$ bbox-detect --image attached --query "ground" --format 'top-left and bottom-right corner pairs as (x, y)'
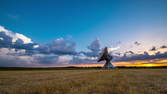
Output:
(0, 69), (167, 94)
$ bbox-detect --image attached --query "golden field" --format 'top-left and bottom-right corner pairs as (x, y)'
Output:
(0, 69), (167, 94)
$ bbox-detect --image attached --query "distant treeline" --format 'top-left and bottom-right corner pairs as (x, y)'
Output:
(0, 66), (167, 71)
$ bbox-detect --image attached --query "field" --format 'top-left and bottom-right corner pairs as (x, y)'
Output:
(0, 69), (167, 94)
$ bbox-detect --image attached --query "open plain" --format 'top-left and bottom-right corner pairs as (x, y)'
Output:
(0, 69), (167, 94)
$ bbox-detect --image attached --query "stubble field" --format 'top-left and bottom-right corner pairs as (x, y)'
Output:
(0, 69), (167, 94)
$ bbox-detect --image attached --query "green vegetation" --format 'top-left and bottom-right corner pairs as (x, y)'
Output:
(0, 69), (167, 94)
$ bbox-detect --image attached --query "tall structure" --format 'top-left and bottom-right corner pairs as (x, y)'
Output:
(98, 47), (115, 69)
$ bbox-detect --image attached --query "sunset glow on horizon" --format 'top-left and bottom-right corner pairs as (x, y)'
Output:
(69, 58), (167, 67)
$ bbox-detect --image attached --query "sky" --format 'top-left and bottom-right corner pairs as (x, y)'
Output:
(0, 0), (167, 67)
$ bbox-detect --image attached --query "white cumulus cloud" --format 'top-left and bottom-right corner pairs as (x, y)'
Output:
(0, 26), (33, 44)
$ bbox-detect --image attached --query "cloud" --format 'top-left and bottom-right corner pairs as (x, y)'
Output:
(134, 41), (141, 46)
(108, 46), (120, 53)
(32, 54), (59, 65)
(0, 48), (74, 67)
(70, 53), (97, 65)
(0, 48), (26, 56)
(111, 44), (167, 62)
(81, 39), (100, 57)
(114, 51), (167, 62)
(15, 33), (32, 44)
(123, 51), (135, 57)
(149, 46), (157, 51)
(0, 26), (77, 56)
(58, 55), (73, 64)
(0, 26), (78, 67)
(160, 45), (167, 49)
(88, 39), (100, 52)
(0, 48), (33, 67)
(68, 42), (101, 65)
(0, 26), (32, 44)
(38, 38), (76, 55)
(32, 54), (73, 66)
(0, 25), (167, 67)
(0, 26), (36, 51)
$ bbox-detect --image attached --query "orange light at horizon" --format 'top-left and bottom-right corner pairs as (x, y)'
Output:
(69, 58), (167, 67)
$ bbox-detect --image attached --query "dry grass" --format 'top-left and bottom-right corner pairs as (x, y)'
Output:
(0, 69), (167, 94)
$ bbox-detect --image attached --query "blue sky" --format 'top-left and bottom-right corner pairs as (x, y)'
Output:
(1, 0), (166, 51)
(0, 0), (167, 67)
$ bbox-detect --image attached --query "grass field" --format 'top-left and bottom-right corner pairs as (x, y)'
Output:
(0, 69), (167, 94)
